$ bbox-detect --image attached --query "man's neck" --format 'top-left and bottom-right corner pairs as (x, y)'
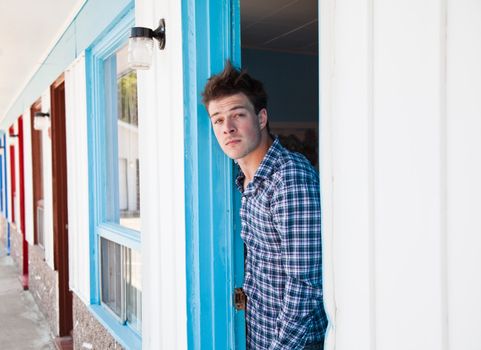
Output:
(238, 134), (273, 187)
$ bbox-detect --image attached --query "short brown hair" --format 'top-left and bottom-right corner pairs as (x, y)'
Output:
(202, 61), (268, 113)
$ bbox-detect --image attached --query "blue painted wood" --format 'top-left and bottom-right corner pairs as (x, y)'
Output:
(182, 0), (244, 348)
(85, 4), (142, 347)
(98, 223), (141, 251)
(86, 3), (135, 305)
(1, 0), (131, 129)
(230, 3), (247, 347)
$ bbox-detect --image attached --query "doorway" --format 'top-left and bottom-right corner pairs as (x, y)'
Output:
(50, 76), (73, 344)
(240, 0), (319, 167)
(233, 0), (320, 347)
(182, 0), (320, 348)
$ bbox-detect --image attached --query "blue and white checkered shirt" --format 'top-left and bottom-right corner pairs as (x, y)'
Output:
(236, 138), (328, 350)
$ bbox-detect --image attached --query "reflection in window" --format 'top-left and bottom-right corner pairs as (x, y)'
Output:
(113, 44), (141, 231)
(101, 238), (122, 317)
(126, 248), (142, 331)
(98, 42), (142, 334)
(101, 237), (142, 332)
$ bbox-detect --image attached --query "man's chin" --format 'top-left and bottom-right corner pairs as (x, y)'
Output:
(225, 151), (245, 161)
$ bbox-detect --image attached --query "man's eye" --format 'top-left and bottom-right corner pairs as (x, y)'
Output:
(214, 119), (223, 125)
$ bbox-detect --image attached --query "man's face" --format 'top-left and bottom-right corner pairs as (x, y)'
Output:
(207, 93), (266, 161)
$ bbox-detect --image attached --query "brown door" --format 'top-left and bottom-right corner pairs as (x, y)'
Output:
(50, 76), (73, 337)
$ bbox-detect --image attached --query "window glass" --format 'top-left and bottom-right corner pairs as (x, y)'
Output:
(104, 44), (141, 231)
(101, 238), (122, 317)
(100, 237), (142, 331)
(90, 9), (142, 340)
(126, 248), (142, 331)
(117, 45), (140, 231)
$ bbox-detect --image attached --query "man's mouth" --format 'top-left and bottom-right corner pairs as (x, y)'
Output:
(225, 139), (241, 146)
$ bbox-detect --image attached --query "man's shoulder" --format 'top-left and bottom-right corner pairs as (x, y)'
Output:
(271, 146), (319, 187)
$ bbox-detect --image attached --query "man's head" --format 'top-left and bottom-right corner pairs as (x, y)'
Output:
(202, 62), (272, 162)
(202, 61), (267, 114)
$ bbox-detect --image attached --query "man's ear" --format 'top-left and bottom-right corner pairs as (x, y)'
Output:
(258, 108), (268, 130)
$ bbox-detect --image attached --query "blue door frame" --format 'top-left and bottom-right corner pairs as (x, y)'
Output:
(182, 0), (245, 349)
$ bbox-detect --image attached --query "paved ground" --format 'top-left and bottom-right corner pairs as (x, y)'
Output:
(0, 247), (55, 350)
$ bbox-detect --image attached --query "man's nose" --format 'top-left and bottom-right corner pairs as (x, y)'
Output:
(223, 119), (236, 134)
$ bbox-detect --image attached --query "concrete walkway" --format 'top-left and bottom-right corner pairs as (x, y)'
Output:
(0, 249), (55, 350)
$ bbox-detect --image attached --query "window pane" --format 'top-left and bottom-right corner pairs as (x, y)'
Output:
(104, 44), (141, 231)
(117, 45), (141, 231)
(101, 238), (122, 317)
(125, 248), (142, 331)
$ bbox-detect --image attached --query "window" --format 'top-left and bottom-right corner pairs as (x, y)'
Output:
(87, 6), (142, 345)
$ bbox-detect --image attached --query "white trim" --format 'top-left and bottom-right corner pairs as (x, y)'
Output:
(65, 53), (91, 304)
(319, 0), (336, 348)
(22, 108), (35, 245)
(136, 0), (187, 348)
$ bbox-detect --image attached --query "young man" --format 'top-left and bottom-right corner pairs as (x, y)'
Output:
(202, 62), (327, 350)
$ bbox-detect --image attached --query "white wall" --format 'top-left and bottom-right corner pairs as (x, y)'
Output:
(446, 1), (481, 349)
(40, 90), (55, 268)
(320, 0), (481, 349)
(13, 121), (21, 229)
(5, 132), (12, 224)
(135, 0), (187, 348)
(65, 54), (91, 303)
(22, 108), (35, 245)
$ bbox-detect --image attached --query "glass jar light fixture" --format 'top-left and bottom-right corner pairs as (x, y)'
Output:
(128, 19), (166, 70)
(33, 112), (50, 131)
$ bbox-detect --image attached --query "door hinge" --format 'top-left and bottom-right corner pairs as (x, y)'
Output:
(234, 288), (246, 311)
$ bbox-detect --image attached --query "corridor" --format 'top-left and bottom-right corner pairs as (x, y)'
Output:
(0, 243), (54, 350)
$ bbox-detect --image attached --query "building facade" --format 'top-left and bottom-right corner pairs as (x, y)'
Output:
(1, 0), (481, 349)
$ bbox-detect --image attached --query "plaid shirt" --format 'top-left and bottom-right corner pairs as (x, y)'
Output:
(236, 139), (328, 350)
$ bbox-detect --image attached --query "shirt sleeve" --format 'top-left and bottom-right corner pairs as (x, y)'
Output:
(269, 178), (324, 350)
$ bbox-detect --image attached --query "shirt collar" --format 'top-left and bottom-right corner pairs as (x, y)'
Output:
(235, 138), (283, 193)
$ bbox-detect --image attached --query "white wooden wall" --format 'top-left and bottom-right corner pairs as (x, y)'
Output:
(22, 108), (34, 245)
(64, 54), (91, 304)
(40, 90), (55, 268)
(13, 122), (21, 229)
(5, 131), (12, 224)
(320, 0), (481, 349)
(135, 0), (187, 348)
(445, 1), (481, 348)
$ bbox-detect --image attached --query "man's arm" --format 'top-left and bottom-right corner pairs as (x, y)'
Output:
(270, 178), (325, 350)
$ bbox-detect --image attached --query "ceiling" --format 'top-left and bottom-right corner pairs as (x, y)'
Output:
(0, 0), (317, 120)
(0, 0), (83, 119)
(241, 0), (318, 54)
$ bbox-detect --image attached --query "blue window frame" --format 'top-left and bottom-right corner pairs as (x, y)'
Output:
(86, 4), (142, 349)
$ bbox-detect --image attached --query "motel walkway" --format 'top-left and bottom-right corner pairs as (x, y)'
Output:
(0, 245), (55, 350)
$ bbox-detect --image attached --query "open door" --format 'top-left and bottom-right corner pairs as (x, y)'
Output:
(50, 76), (73, 346)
